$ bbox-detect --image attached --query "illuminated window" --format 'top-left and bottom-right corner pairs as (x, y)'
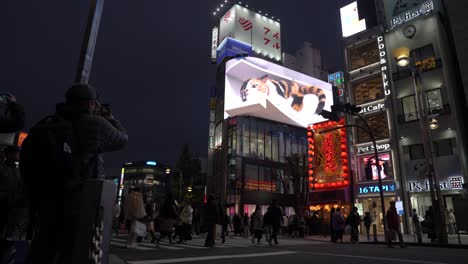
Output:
(358, 153), (393, 182)
(410, 44), (436, 71)
(347, 40), (379, 71)
(401, 95), (418, 122)
(400, 89), (443, 122)
(352, 75), (384, 105)
(355, 113), (389, 143)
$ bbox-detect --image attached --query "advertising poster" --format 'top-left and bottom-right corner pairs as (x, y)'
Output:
(309, 119), (350, 190)
(224, 57), (333, 128)
(358, 153), (393, 182)
(219, 4), (281, 60)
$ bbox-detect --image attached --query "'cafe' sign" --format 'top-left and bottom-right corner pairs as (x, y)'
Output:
(359, 102), (385, 115)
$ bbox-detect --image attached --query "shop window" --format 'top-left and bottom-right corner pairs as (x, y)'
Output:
(250, 120), (258, 158)
(272, 131), (279, 162)
(426, 89), (443, 114)
(358, 153), (393, 182)
(352, 75), (384, 105)
(401, 95), (418, 122)
(245, 164), (258, 191)
(258, 121), (265, 160)
(409, 144), (425, 160)
(410, 44), (436, 71)
(242, 120), (250, 157)
(355, 113), (389, 144)
(347, 40), (379, 71)
(434, 139), (453, 157)
(400, 89), (444, 122)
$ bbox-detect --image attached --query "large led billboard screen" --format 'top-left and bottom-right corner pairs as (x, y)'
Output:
(224, 57), (333, 128)
(219, 4), (281, 60)
(340, 1), (366, 37)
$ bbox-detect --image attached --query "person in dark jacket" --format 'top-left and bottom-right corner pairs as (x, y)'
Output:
(23, 83), (127, 263)
(386, 201), (406, 248)
(203, 194), (218, 247)
(330, 207), (336, 242)
(157, 192), (179, 245)
(363, 212), (372, 241)
(268, 199), (283, 245)
(347, 206), (360, 243)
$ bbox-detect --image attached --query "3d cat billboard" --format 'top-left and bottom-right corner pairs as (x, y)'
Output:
(224, 57), (334, 128)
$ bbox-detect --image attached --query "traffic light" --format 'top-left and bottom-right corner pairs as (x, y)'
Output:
(319, 110), (340, 122)
(331, 103), (362, 116)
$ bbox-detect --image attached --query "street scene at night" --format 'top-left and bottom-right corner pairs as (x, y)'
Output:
(2, 0), (468, 263)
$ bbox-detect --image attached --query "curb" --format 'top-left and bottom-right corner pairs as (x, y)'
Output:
(304, 238), (468, 249)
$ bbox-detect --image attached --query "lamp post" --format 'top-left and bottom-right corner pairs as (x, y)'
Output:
(392, 47), (448, 243)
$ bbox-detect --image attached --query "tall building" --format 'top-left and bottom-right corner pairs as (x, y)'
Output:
(283, 42), (329, 81)
(208, 3), (335, 216)
(339, 0), (468, 234)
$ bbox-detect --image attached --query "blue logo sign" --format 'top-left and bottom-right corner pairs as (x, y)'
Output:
(358, 183), (395, 194)
(216, 37), (253, 64)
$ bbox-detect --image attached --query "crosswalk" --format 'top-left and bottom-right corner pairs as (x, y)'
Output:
(110, 234), (322, 251)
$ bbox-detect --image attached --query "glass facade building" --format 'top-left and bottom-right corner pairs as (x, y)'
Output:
(223, 116), (307, 215)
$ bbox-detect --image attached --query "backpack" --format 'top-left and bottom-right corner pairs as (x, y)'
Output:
(20, 115), (79, 199)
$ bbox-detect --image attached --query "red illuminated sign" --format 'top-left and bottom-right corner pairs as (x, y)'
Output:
(307, 118), (349, 190)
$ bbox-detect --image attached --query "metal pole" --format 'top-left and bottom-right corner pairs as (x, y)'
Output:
(410, 64), (448, 243)
(75, 0), (105, 84)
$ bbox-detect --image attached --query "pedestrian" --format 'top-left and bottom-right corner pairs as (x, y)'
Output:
(448, 209), (456, 234)
(363, 211), (372, 241)
(445, 209), (456, 235)
(233, 213), (241, 235)
(178, 200), (193, 243)
(113, 201), (121, 236)
(124, 187), (147, 248)
(144, 200), (158, 243)
(220, 210), (229, 243)
(263, 207), (274, 246)
(268, 199), (283, 245)
(298, 216), (306, 238)
(332, 207), (345, 243)
(281, 214), (288, 235)
(330, 207), (336, 242)
(423, 206), (436, 242)
(202, 194), (218, 247)
(157, 192), (179, 245)
(411, 209), (422, 243)
(251, 205), (263, 245)
(347, 206), (360, 243)
(242, 213), (250, 237)
(20, 84), (127, 263)
(386, 201), (406, 248)
(192, 208), (201, 237)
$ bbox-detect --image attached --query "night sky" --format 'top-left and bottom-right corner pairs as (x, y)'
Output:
(5, 0), (344, 169)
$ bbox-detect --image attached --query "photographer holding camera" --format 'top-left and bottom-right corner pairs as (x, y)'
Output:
(21, 83), (127, 263)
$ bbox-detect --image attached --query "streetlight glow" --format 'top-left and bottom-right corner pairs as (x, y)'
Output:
(392, 46), (410, 67)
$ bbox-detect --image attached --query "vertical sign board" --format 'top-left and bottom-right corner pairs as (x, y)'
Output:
(377, 36), (391, 97)
(211, 26), (219, 62)
(219, 5), (281, 60)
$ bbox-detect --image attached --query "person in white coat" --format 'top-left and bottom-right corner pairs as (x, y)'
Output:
(178, 200), (193, 243)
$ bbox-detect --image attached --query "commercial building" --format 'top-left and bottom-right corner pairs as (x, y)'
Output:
(339, 0), (468, 233)
(208, 3), (335, 216)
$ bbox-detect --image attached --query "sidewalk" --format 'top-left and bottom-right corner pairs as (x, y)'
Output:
(304, 233), (468, 248)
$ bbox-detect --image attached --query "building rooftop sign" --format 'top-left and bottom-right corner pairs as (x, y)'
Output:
(390, 0), (435, 29)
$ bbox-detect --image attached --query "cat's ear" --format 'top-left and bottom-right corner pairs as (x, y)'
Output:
(260, 75), (269, 82)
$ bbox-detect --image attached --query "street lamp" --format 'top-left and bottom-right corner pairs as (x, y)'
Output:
(392, 46), (448, 243)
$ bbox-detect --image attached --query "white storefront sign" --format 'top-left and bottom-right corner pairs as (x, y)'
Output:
(356, 142), (391, 154)
(408, 176), (464, 192)
(358, 102), (385, 115)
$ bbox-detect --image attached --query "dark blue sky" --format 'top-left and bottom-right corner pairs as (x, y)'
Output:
(4, 0), (344, 168)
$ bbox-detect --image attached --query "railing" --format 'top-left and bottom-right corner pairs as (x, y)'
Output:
(393, 58), (443, 81)
(398, 104), (450, 124)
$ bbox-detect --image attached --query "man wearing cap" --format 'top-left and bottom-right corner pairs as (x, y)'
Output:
(23, 83), (127, 263)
